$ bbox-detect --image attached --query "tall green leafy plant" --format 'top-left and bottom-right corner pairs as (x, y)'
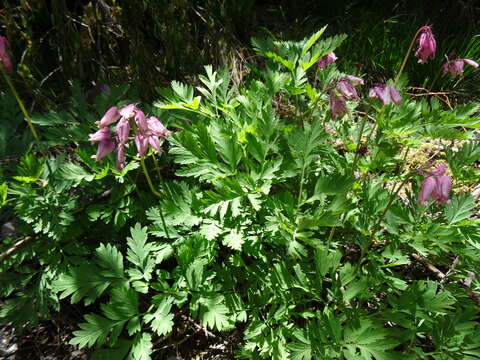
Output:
(2, 27), (480, 359)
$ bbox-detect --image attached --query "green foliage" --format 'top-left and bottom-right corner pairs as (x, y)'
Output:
(2, 27), (480, 360)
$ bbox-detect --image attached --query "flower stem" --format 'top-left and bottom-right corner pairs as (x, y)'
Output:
(356, 173), (413, 272)
(140, 157), (170, 239)
(350, 116), (368, 174)
(0, 65), (40, 141)
(395, 27), (424, 84)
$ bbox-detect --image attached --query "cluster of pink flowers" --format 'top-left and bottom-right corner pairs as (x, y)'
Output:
(0, 36), (13, 73)
(417, 163), (452, 205)
(317, 50), (402, 118)
(415, 26), (437, 64)
(442, 58), (479, 77)
(89, 104), (171, 170)
(415, 26), (478, 78)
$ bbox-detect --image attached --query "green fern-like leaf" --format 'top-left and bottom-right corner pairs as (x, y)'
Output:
(70, 314), (114, 348)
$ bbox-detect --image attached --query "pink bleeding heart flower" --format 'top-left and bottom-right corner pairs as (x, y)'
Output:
(415, 26), (436, 64)
(329, 92), (347, 120)
(116, 119), (130, 144)
(89, 126), (112, 143)
(0, 36), (13, 73)
(368, 85), (402, 105)
(148, 135), (161, 153)
(135, 133), (149, 157)
(92, 139), (115, 162)
(116, 143), (126, 170)
(89, 126), (115, 162)
(134, 110), (149, 133)
(119, 104), (137, 119)
(417, 163), (452, 205)
(442, 58), (479, 77)
(336, 75), (364, 101)
(147, 116), (172, 139)
(317, 52), (337, 69)
(96, 107), (121, 128)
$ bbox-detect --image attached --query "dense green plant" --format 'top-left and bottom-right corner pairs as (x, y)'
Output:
(2, 26), (480, 360)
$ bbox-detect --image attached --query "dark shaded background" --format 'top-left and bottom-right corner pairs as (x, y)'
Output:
(1, 0), (479, 106)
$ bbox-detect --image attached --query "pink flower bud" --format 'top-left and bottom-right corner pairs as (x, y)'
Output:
(329, 92), (347, 120)
(92, 139), (115, 162)
(89, 127), (112, 143)
(417, 163), (452, 206)
(343, 75), (364, 85)
(369, 85), (401, 105)
(0, 36), (13, 73)
(135, 133), (149, 157)
(317, 52), (337, 69)
(336, 79), (359, 101)
(147, 116), (171, 139)
(148, 135), (161, 153)
(116, 119), (130, 143)
(96, 107), (121, 128)
(135, 110), (149, 133)
(415, 26), (436, 64)
(442, 58), (479, 77)
(116, 143), (126, 170)
(119, 104), (137, 119)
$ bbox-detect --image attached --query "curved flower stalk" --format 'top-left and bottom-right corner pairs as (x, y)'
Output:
(442, 58), (479, 77)
(395, 25), (437, 83)
(417, 163), (452, 205)
(415, 26), (437, 64)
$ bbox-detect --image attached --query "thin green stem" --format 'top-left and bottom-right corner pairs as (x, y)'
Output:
(350, 116), (368, 174)
(326, 225), (336, 250)
(293, 163), (307, 241)
(296, 164), (307, 213)
(140, 158), (170, 240)
(152, 154), (163, 182)
(356, 173), (413, 271)
(0, 65), (40, 141)
(395, 27), (424, 84)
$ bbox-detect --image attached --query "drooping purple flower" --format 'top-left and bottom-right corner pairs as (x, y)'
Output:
(96, 107), (121, 128)
(329, 92), (347, 120)
(317, 52), (337, 69)
(119, 104), (137, 119)
(147, 116), (172, 139)
(417, 163), (452, 205)
(0, 36), (13, 73)
(368, 85), (402, 105)
(148, 135), (161, 153)
(89, 126), (112, 143)
(135, 133), (149, 157)
(442, 58), (479, 77)
(415, 26), (436, 64)
(336, 75), (364, 101)
(92, 139), (115, 162)
(336, 80), (358, 101)
(134, 110), (149, 133)
(116, 119), (130, 143)
(116, 143), (126, 170)
(343, 75), (364, 85)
